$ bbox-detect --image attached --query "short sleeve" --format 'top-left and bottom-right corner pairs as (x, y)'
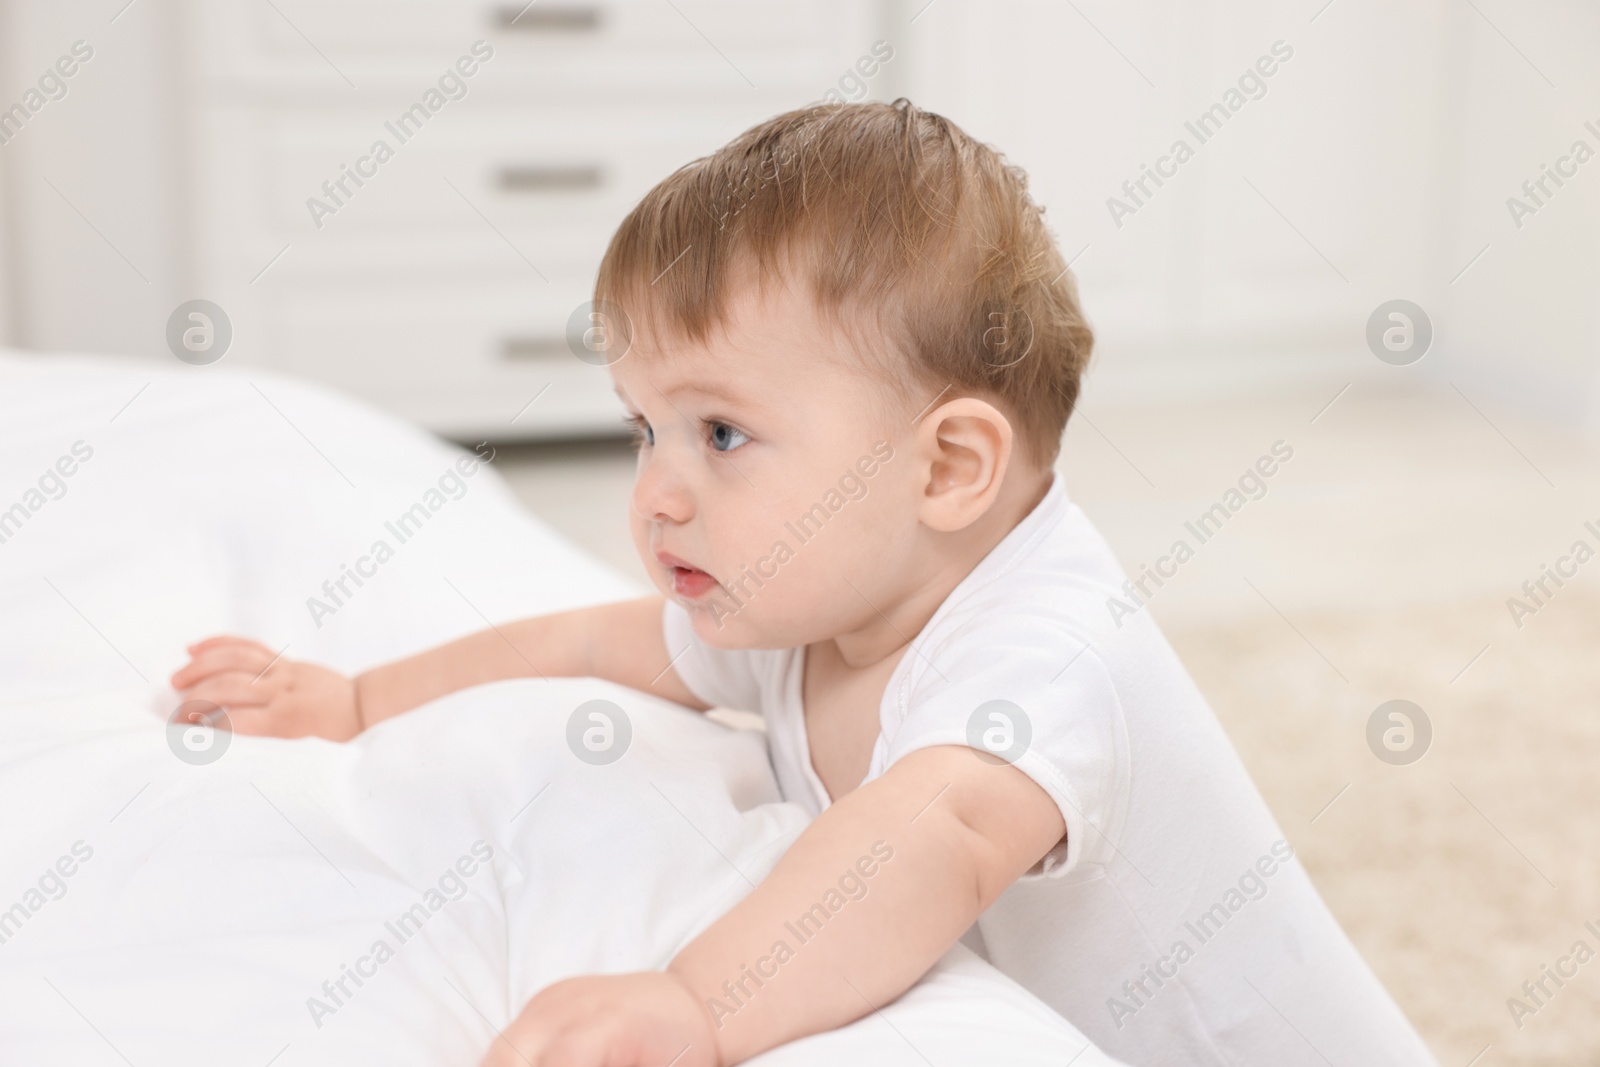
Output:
(661, 599), (771, 713)
(879, 620), (1130, 882)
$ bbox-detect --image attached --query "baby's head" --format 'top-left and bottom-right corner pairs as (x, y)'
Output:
(595, 100), (1093, 650)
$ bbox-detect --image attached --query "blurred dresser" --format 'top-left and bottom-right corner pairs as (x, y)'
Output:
(186, 0), (886, 439)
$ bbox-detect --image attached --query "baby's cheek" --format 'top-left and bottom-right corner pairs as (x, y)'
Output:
(750, 536), (834, 611)
(627, 516), (660, 579)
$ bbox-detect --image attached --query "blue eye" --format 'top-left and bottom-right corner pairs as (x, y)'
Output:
(708, 421), (749, 452)
(626, 415), (653, 448)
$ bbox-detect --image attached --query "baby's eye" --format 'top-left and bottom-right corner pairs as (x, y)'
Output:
(707, 421), (749, 453)
(625, 415), (654, 448)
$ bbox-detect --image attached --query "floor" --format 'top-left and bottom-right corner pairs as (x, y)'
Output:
(494, 382), (1600, 1065)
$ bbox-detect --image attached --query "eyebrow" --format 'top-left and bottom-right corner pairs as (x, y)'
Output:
(615, 378), (759, 412)
(669, 380), (756, 407)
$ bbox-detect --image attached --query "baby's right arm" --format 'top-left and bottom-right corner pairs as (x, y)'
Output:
(169, 596), (703, 740)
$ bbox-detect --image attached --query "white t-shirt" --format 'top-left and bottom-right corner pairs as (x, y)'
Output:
(663, 474), (1437, 1066)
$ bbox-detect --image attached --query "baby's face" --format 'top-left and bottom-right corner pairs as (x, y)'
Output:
(610, 277), (921, 650)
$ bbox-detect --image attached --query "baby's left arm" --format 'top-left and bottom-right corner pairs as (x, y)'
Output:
(480, 745), (1065, 1066)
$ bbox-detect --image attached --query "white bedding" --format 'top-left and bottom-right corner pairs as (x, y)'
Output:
(0, 353), (1119, 1066)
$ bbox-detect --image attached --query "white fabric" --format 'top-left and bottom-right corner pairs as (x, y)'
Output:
(664, 475), (1439, 1066)
(0, 352), (1121, 1067)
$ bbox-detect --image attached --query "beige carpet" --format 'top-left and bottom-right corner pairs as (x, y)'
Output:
(1168, 588), (1600, 1065)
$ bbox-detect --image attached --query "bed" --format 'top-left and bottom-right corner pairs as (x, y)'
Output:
(0, 351), (1120, 1066)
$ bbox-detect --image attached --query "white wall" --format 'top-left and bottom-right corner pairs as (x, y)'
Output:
(0, 0), (18, 344)
(899, 0), (1600, 422)
(1428, 0), (1600, 429)
(0, 0), (187, 357)
(0, 105), (12, 346)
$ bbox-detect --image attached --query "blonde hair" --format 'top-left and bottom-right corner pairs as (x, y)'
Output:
(595, 99), (1094, 465)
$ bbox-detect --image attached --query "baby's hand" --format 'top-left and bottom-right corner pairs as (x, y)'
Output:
(480, 972), (718, 1067)
(169, 636), (362, 741)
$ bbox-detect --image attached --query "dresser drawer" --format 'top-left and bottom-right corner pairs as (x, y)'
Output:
(195, 101), (786, 278)
(194, 0), (868, 93)
(265, 274), (631, 436)
(180, 0), (888, 439)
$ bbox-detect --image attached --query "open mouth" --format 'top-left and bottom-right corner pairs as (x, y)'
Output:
(655, 551), (718, 599)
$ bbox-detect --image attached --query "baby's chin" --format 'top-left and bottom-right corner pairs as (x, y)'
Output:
(681, 595), (797, 651)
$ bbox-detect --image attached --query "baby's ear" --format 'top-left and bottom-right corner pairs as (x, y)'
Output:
(914, 397), (1013, 532)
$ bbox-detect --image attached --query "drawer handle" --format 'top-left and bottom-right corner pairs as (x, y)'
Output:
(497, 164), (603, 192)
(501, 336), (570, 361)
(494, 5), (602, 31)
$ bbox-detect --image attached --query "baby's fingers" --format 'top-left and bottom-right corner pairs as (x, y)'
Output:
(183, 634), (279, 658)
(183, 672), (275, 712)
(172, 640), (280, 689)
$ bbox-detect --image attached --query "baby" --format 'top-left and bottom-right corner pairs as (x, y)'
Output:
(173, 101), (1435, 1065)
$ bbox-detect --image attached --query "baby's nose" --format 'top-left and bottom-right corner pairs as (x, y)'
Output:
(631, 460), (694, 525)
